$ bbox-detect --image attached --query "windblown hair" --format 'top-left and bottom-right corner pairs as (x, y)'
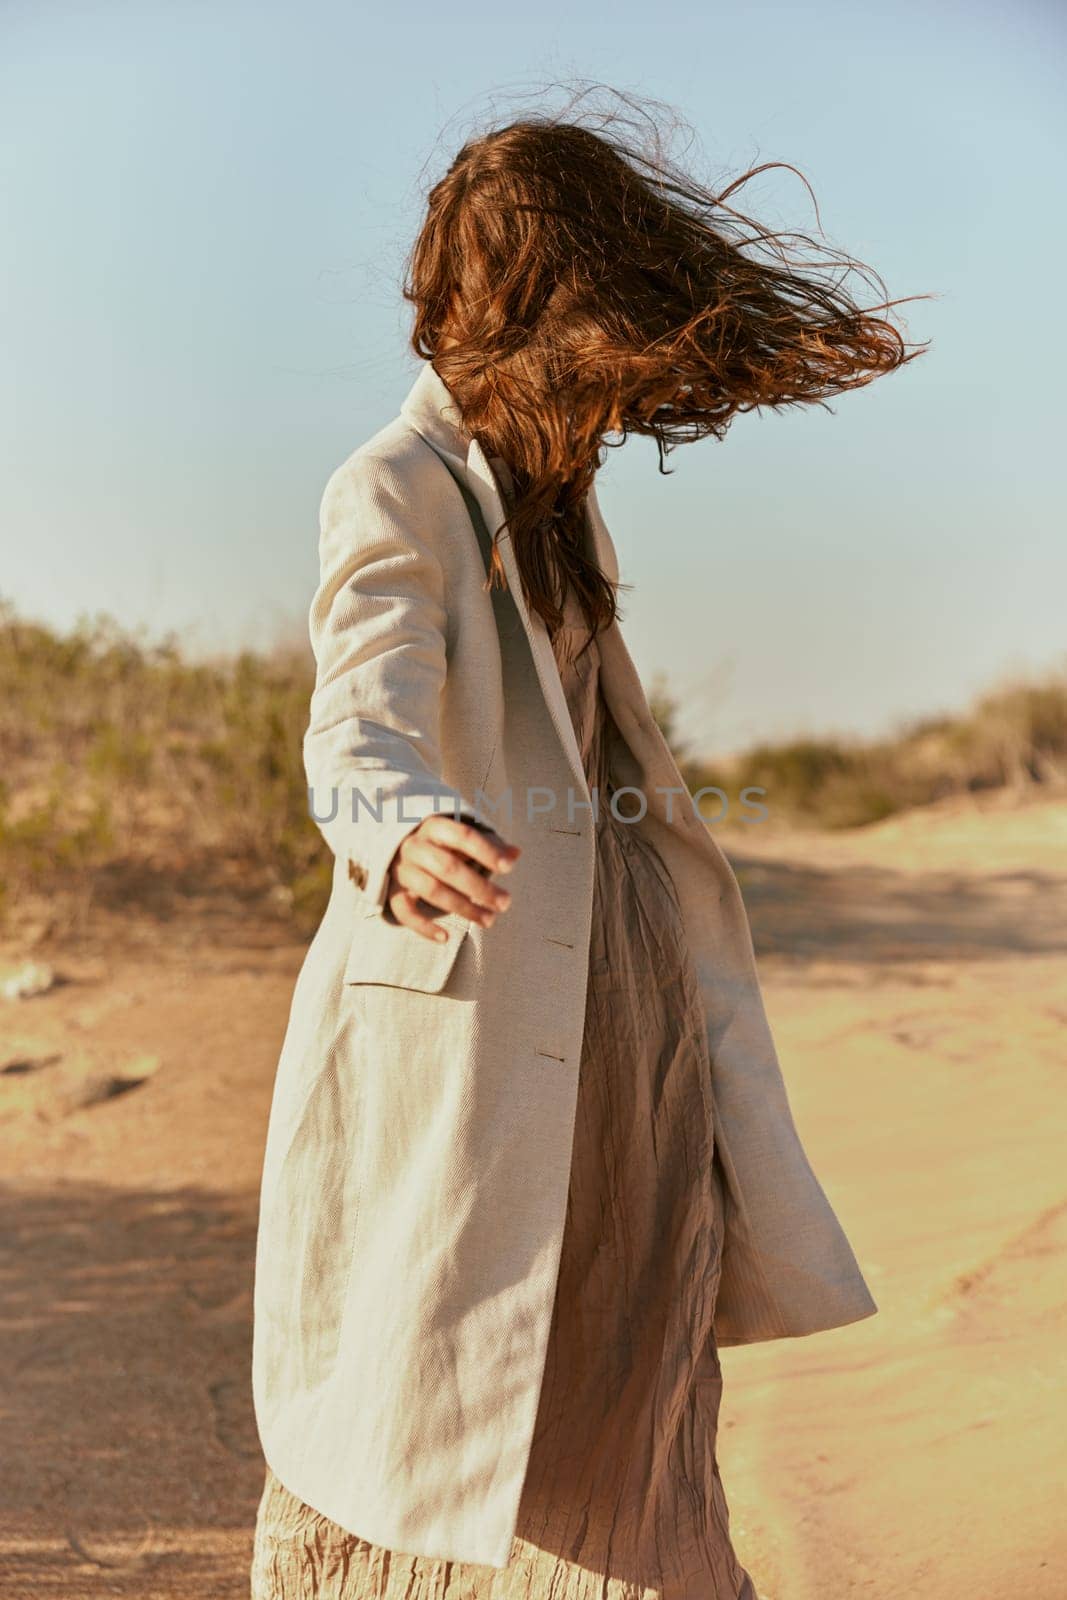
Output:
(403, 95), (929, 641)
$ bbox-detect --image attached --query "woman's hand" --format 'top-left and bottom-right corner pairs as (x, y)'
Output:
(384, 816), (520, 942)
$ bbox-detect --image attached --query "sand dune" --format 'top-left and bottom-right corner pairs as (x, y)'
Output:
(1, 789), (1064, 1597)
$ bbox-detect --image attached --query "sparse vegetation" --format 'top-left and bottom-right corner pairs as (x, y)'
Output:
(685, 673), (1067, 829)
(1, 596), (1064, 938)
(0, 599), (329, 938)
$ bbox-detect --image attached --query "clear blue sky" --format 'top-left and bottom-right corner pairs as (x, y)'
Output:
(2, 1), (1064, 757)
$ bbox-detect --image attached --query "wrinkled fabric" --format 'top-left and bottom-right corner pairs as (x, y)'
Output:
(253, 364), (878, 1578)
(250, 567), (758, 1600)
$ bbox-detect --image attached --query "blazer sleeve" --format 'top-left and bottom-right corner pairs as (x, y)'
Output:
(304, 449), (485, 917)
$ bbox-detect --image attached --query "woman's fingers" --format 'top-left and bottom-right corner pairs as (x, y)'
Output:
(386, 888), (455, 942)
(400, 836), (513, 917)
(422, 815), (521, 878)
(385, 815), (521, 941)
(391, 857), (502, 926)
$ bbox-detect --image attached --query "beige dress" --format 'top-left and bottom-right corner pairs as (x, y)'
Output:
(251, 516), (758, 1600)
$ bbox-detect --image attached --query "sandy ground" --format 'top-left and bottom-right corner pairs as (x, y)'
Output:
(1, 787), (1064, 1599)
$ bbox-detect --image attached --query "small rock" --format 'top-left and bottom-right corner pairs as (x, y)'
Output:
(68, 1054), (162, 1112)
(1, 961), (57, 1000)
(1, 1051), (62, 1076)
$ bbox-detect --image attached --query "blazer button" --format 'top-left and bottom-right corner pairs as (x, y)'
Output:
(348, 858), (367, 890)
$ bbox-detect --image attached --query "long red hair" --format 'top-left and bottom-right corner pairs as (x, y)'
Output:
(404, 95), (929, 639)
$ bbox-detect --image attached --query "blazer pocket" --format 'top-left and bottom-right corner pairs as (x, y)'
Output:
(344, 907), (471, 994)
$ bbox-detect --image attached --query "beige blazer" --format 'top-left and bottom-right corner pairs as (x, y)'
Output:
(251, 358), (878, 1570)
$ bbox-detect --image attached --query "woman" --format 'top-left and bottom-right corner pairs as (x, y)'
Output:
(250, 109), (923, 1600)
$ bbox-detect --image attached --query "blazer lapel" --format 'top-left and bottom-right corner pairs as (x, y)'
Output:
(400, 359), (609, 808)
(462, 436), (591, 803)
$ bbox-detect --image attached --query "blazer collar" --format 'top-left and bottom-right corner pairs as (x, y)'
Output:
(399, 358), (472, 473)
(399, 357), (619, 802)
(398, 358), (618, 585)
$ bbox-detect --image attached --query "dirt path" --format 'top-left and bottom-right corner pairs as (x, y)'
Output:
(2, 790), (1064, 1598)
